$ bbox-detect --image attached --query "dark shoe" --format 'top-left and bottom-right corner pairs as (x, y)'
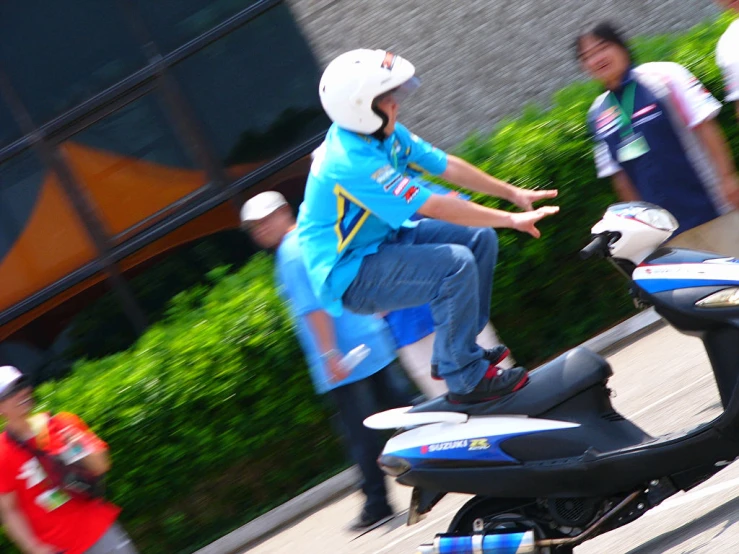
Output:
(431, 345), (511, 381)
(349, 507), (394, 532)
(448, 365), (528, 404)
(483, 345), (511, 366)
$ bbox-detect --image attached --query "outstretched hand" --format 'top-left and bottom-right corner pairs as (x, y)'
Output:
(513, 188), (559, 212)
(511, 206), (560, 238)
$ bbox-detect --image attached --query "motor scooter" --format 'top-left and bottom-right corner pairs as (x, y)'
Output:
(365, 202), (739, 553)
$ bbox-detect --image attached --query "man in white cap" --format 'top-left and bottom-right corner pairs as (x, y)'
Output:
(298, 49), (559, 404)
(241, 191), (414, 530)
(0, 366), (137, 554)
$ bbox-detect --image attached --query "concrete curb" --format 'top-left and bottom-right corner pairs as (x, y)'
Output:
(197, 307), (665, 554)
(581, 306), (665, 356)
(194, 466), (361, 554)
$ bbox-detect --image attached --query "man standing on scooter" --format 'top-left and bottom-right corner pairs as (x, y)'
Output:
(297, 49), (559, 404)
(241, 191), (415, 530)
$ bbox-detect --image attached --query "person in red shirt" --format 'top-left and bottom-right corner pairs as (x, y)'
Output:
(0, 365), (137, 554)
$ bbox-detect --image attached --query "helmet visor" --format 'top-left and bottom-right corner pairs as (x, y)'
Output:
(377, 76), (421, 105)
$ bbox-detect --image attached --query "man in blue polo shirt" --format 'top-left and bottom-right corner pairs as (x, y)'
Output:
(297, 49), (559, 404)
(241, 191), (414, 531)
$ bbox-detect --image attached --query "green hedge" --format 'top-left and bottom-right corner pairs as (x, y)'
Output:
(2, 13), (737, 554)
(5, 258), (347, 553)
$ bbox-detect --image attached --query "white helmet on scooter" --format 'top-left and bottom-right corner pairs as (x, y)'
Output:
(319, 49), (420, 134)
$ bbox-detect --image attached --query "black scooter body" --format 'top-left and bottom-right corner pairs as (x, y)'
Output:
(397, 248), (739, 500)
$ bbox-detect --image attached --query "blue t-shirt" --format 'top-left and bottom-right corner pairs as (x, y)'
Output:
(296, 122), (448, 316)
(275, 230), (397, 394)
(588, 63), (727, 233)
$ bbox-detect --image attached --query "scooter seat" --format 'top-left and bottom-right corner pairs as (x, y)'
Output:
(409, 347), (612, 417)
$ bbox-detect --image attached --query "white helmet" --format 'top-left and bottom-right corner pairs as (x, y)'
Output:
(319, 49), (419, 134)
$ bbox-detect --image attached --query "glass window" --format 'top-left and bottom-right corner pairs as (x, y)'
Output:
(133, 0), (258, 53)
(28, 210), (256, 374)
(123, 227), (254, 329)
(62, 94), (209, 242)
(0, 1), (147, 123)
(0, 175), (306, 385)
(0, 150), (97, 314)
(0, 273), (136, 384)
(171, 4), (328, 176)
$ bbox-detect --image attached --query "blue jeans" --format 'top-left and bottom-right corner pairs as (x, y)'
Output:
(343, 219), (498, 394)
(330, 360), (415, 516)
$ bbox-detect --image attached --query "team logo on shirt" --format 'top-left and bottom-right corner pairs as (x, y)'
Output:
(687, 77), (715, 108)
(596, 106), (621, 134)
(633, 103), (657, 118)
(18, 458), (47, 488)
(393, 177), (411, 196)
(631, 103), (663, 128)
(334, 185), (371, 253)
(372, 165), (396, 187)
(384, 175), (403, 192)
(688, 77), (711, 96)
(404, 185), (420, 203)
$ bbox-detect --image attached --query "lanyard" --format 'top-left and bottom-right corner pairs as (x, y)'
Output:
(388, 139), (399, 169)
(608, 81), (637, 138)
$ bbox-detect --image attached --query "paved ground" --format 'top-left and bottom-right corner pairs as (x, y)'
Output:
(249, 324), (739, 553)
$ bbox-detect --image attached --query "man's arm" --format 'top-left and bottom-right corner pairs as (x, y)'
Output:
(418, 194), (559, 239)
(611, 171), (641, 202)
(304, 310), (348, 383)
(0, 492), (55, 554)
(440, 155), (558, 210)
(78, 449), (110, 477)
(57, 415), (111, 477)
(693, 118), (739, 209)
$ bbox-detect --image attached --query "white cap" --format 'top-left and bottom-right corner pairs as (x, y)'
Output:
(240, 191), (288, 223)
(0, 365), (25, 398)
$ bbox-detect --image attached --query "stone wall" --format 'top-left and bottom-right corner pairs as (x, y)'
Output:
(287, 0), (720, 149)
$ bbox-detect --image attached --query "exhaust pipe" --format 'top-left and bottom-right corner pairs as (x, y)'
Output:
(416, 530), (536, 554)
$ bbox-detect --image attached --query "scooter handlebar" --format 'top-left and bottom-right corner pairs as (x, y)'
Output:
(580, 234), (610, 260)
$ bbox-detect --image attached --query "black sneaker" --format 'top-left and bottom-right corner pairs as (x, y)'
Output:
(349, 507), (394, 532)
(483, 345), (511, 366)
(431, 345), (511, 381)
(448, 365), (528, 404)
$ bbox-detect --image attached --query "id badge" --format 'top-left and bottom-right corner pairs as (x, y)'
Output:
(616, 132), (650, 163)
(36, 488), (71, 511)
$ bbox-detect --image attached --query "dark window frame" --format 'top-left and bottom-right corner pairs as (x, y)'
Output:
(0, 0), (328, 331)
